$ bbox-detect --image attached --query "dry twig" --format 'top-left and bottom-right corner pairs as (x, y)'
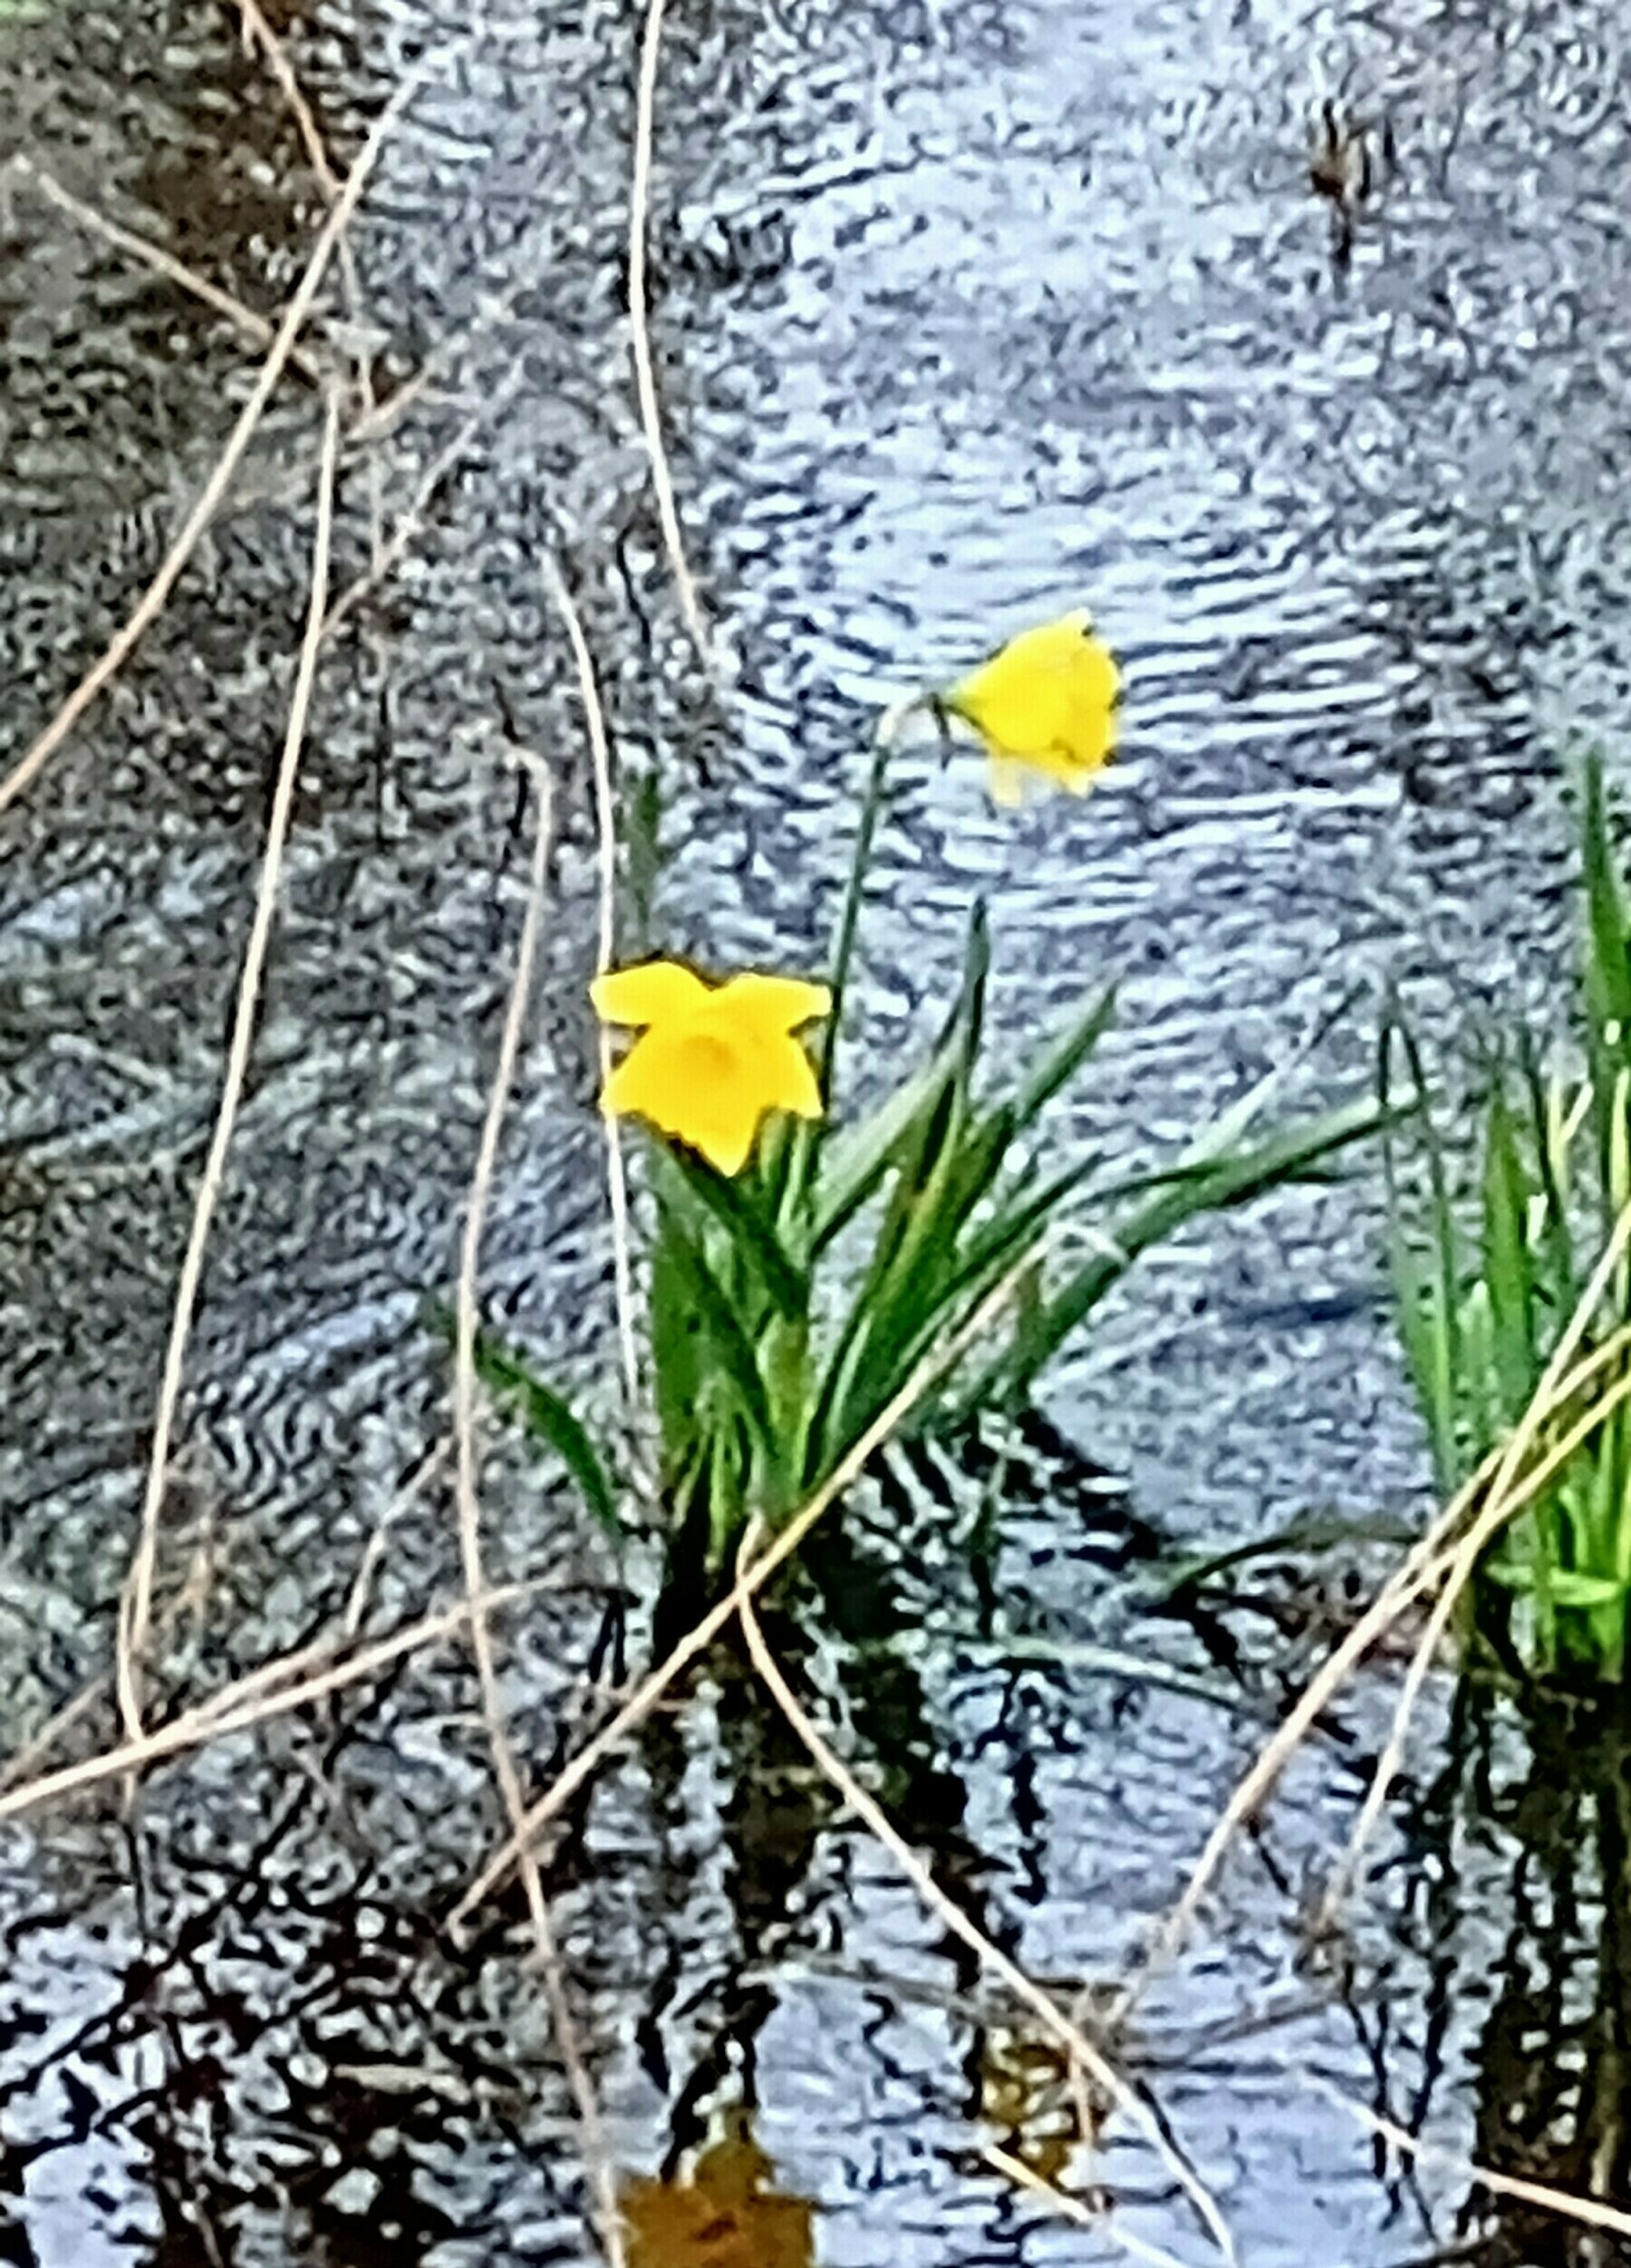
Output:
(1, 1441), (448, 1794)
(343, 1442), (450, 1640)
(451, 753), (625, 2265)
(235, 0), (384, 555)
(323, 367), (528, 637)
(8, 158), (328, 386)
(0, 1571), (554, 1826)
(1119, 1314), (1631, 2022)
(1318, 1202), (1631, 1922)
(629, 0), (709, 660)
(1309, 2074), (1631, 2241)
(980, 2147), (1201, 2268)
(116, 395), (341, 1738)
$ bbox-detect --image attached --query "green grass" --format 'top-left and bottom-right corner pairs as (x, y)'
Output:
(1386, 752), (1631, 1682)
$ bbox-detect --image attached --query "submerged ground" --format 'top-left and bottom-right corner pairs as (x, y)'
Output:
(5, 0), (1631, 2261)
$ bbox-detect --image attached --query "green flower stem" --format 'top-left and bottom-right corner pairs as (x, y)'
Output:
(820, 695), (921, 1110)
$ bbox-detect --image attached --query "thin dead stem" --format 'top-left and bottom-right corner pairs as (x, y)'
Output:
(9, 158), (328, 386)
(339, 209), (590, 457)
(542, 555), (639, 1409)
(343, 1443), (449, 1641)
(980, 2147), (1201, 2268)
(323, 367), (528, 639)
(450, 753), (624, 2266)
(1309, 2074), (1631, 2240)
(738, 1556), (1237, 2264)
(2, 1442), (447, 1795)
(0, 62), (426, 823)
(0, 1572), (553, 1827)
(236, 0), (383, 555)
(1322, 1370), (1631, 1918)
(449, 1248), (1041, 1935)
(1118, 1314), (1631, 2025)
(629, 0), (709, 661)
(0, 1642), (164, 1800)
(236, 0), (342, 201)
(116, 395), (341, 1740)
(343, 241), (551, 450)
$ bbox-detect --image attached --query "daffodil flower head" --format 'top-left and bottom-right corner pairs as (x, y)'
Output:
(938, 608), (1120, 807)
(592, 960), (832, 1177)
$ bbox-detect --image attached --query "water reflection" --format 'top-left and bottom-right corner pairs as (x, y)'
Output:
(1458, 1697), (1631, 2264)
(636, 1519), (998, 2186)
(10, 0), (1631, 2256)
(622, 2104), (814, 2268)
(973, 2021), (1078, 2188)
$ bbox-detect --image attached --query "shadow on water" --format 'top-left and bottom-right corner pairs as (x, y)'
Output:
(635, 1515), (994, 2173)
(0, 1777), (478, 2267)
(1377, 1680), (1631, 2267)
(1424, 1696), (1631, 2258)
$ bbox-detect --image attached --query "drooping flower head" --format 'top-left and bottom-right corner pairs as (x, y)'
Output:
(937, 609), (1120, 806)
(593, 960), (831, 1177)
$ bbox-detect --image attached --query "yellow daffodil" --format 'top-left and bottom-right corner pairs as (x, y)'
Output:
(593, 960), (831, 1176)
(938, 609), (1120, 807)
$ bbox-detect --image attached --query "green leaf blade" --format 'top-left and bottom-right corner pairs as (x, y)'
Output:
(470, 1337), (622, 1538)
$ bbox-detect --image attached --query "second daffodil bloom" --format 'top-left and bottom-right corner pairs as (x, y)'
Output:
(592, 960), (832, 1177)
(938, 609), (1121, 807)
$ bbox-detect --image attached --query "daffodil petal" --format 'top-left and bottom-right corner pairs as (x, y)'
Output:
(1076, 638), (1120, 712)
(591, 960), (709, 1030)
(719, 972), (833, 1035)
(602, 1028), (680, 1121)
(657, 1047), (766, 1174)
(757, 1030), (823, 1119)
(689, 1109), (758, 1177)
(943, 609), (1120, 788)
(594, 961), (830, 1173)
(1027, 739), (1110, 789)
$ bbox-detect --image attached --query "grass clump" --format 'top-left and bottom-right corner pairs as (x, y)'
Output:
(1387, 752), (1631, 1682)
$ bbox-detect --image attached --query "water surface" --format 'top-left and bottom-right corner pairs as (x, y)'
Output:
(5, 0), (1631, 2259)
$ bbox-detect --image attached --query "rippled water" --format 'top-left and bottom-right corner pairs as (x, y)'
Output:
(5, 0), (1631, 2259)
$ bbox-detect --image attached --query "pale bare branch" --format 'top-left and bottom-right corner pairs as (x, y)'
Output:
(1311, 2074), (1631, 2241)
(449, 1249), (1041, 1933)
(739, 1569), (1237, 2263)
(116, 393), (341, 1736)
(8, 157), (327, 385)
(1122, 1311), (1631, 2022)
(450, 751), (624, 2264)
(0, 1572), (555, 1826)
(0, 60), (430, 822)
(629, 0), (709, 660)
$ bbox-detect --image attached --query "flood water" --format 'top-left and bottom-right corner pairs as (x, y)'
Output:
(5, 0), (1631, 2260)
